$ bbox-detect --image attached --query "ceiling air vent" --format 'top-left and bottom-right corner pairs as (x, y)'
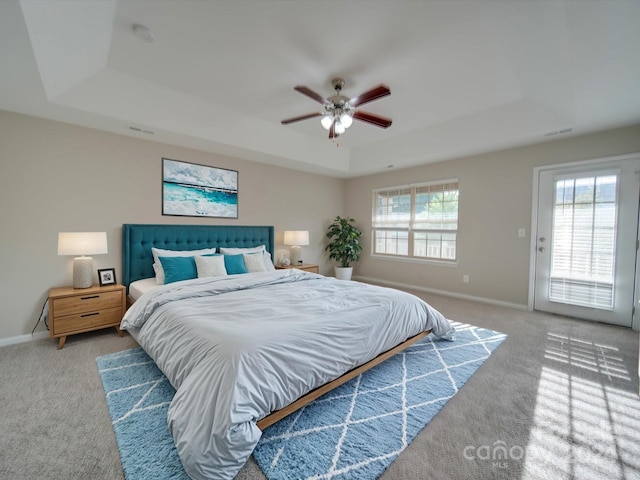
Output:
(128, 126), (154, 135)
(544, 128), (573, 137)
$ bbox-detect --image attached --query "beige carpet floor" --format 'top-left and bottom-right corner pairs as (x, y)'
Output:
(1, 291), (638, 480)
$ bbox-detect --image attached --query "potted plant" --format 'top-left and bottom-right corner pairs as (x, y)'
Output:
(325, 216), (363, 280)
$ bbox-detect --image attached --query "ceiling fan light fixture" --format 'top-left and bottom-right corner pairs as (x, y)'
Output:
(282, 78), (392, 140)
(320, 115), (333, 130)
(340, 112), (353, 129)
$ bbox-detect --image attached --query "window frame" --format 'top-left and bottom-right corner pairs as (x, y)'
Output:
(372, 179), (459, 264)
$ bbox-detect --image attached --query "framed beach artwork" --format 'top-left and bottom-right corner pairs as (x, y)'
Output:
(162, 158), (238, 218)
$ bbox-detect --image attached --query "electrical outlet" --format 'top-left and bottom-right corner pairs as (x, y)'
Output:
(463, 275), (469, 283)
(518, 228), (526, 238)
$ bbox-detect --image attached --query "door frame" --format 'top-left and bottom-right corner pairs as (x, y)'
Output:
(528, 152), (640, 331)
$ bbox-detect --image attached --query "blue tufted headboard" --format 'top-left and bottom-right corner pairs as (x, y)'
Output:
(122, 224), (275, 290)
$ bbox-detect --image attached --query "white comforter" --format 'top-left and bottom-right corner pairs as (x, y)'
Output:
(121, 269), (455, 480)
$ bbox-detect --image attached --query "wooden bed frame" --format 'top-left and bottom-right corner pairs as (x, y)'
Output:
(122, 223), (433, 431)
(256, 329), (430, 430)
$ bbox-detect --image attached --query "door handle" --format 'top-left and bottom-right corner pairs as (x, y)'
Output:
(538, 236), (546, 252)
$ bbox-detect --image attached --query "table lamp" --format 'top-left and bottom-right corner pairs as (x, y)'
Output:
(58, 232), (108, 288)
(284, 230), (309, 265)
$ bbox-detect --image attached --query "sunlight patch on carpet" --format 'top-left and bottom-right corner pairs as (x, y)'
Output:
(523, 332), (640, 479)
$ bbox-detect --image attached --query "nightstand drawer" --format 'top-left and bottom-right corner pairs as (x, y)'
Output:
(52, 306), (123, 335)
(48, 284), (126, 349)
(52, 290), (122, 316)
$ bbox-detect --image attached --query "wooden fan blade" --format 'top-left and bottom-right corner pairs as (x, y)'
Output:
(348, 85), (390, 108)
(281, 112), (322, 125)
(294, 86), (326, 105)
(353, 110), (393, 128)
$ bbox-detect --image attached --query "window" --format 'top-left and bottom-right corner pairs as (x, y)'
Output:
(549, 174), (618, 309)
(372, 179), (459, 261)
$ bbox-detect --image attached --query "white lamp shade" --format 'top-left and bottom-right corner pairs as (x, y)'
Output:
(284, 230), (309, 246)
(340, 113), (353, 128)
(58, 232), (108, 256)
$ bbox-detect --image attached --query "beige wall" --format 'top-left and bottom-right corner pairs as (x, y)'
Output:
(0, 110), (344, 341)
(345, 124), (640, 307)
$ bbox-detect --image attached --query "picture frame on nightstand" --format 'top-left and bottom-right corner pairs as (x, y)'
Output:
(98, 268), (117, 286)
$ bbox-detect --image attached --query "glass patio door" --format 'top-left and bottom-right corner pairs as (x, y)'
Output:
(533, 156), (640, 327)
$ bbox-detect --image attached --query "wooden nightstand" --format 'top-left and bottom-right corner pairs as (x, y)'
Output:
(48, 284), (126, 349)
(276, 264), (319, 273)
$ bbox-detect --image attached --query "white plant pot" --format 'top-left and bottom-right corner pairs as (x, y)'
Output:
(334, 266), (353, 281)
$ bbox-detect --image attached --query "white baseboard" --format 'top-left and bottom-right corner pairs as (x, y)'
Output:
(354, 275), (528, 311)
(0, 331), (49, 348)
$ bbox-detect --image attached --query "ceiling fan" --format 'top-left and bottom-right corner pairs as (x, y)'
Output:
(281, 78), (392, 139)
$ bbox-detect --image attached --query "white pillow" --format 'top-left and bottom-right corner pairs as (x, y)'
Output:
(151, 247), (217, 284)
(219, 245), (265, 255)
(219, 245), (275, 271)
(243, 252), (267, 273)
(195, 255), (227, 278)
(262, 251), (276, 271)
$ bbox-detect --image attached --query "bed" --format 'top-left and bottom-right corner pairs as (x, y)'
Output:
(120, 223), (455, 480)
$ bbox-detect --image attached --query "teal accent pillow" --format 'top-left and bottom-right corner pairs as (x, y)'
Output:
(224, 254), (248, 274)
(158, 256), (198, 284)
(159, 254), (218, 284)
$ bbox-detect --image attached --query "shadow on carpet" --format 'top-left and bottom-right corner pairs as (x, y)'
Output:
(96, 322), (506, 479)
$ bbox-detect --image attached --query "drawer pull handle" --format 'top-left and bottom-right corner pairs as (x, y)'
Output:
(80, 312), (100, 318)
(80, 295), (100, 300)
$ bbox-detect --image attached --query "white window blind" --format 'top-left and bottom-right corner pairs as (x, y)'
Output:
(373, 187), (412, 229)
(549, 174), (618, 309)
(372, 180), (459, 261)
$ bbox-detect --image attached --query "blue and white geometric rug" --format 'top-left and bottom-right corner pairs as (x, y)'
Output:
(96, 322), (506, 480)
